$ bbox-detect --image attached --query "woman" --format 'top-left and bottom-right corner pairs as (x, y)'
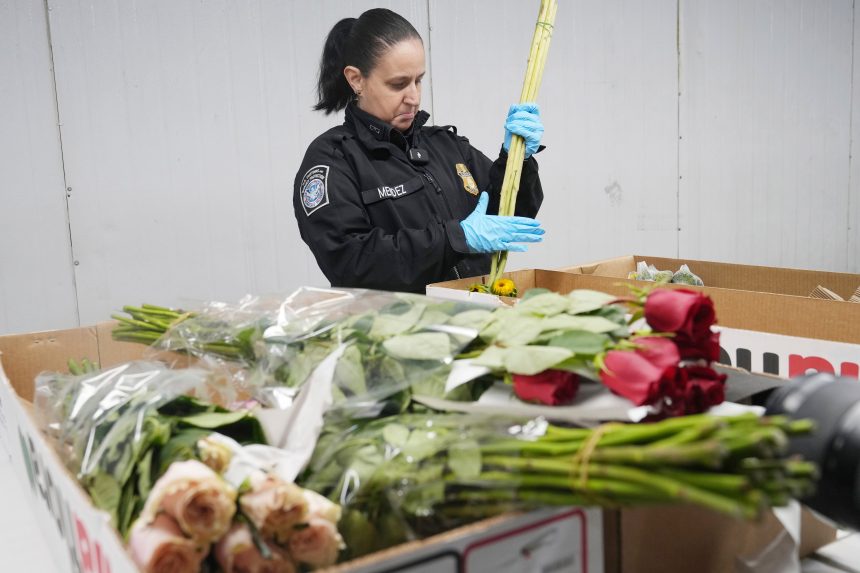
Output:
(294, 8), (545, 293)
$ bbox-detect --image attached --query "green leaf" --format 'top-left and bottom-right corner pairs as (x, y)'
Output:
(87, 472), (122, 520)
(472, 345), (509, 370)
(567, 289), (618, 315)
(447, 309), (494, 330)
(401, 429), (442, 462)
(409, 369), (450, 398)
(448, 440), (482, 479)
(369, 303), (426, 338)
(179, 410), (251, 429)
(541, 314), (621, 334)
(382, 423), (410, 448)
(137, 448), (155, 501)
(515, 292), (571, 317)
(494, 315), (544, 346)
(415, 308), (455, 330)
(334, 344), (367, 396)
(401, 475), (446, 517)
(383, 332), (451, 361)
(478, 307), (515, 341)
(155, 428), (210, 475)
(504, 346), (573, 375)
(548, 330), (609, 355)
(521, 287), (552, 301)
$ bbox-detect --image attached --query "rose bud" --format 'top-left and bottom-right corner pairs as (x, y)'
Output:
(288, 517), (345, 569)
(644, 288), (716, 339)
(196, 436), (233, 474)
(240, 471), (309, 543)
(128, 514), (205, 573)
(139, 459), (237, 544)
(303, 489), (342, 525)
(215, 522), (297, 573)
(512, 370), (580, 406)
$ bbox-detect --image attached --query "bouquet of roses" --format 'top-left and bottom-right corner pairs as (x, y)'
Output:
(110, 286), (727, 421)
(34, 361), (346, 572)
(457, 285), (727, 417)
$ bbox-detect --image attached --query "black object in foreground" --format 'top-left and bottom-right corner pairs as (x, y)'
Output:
(766, 372), (860, 529)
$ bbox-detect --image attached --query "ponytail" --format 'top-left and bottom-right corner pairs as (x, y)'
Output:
(314, 9), (422, 114)
(314, 18), (356, 114)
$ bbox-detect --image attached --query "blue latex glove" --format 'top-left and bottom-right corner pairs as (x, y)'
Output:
(460, 192), (544, 253)
(503, 102), (544, 158)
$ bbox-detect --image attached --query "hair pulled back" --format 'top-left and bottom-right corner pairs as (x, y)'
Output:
(314, 8), (422, 114)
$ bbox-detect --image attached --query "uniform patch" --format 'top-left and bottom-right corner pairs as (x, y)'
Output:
(300, 165), (330, 216)
(455, 163), (479, 196)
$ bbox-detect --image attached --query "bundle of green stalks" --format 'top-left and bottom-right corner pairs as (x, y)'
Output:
(488, 0), (558, 287)
(444, 413), (817, 521)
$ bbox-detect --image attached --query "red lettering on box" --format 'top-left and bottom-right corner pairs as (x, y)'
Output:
(76, 517), (93, 572)
(789, 355), (835, 377)
(841, 362), (860, 378)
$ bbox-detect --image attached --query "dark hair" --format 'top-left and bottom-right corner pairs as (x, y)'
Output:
(314, 8), (422, 114)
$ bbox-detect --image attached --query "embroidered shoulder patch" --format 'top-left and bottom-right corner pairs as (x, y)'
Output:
(455, 163), (479, 196)
(300, 165), (330, 216)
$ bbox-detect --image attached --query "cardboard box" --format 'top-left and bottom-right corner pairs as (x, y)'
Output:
(0, 323), (602, 573)
(0, 323), (836, 573)
(427, 261), (860, 380)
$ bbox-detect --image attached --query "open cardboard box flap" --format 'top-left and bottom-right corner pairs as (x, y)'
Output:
(428, 266), (860, 346)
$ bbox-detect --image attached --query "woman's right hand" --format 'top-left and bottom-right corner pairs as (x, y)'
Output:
(460, 192), (545, 253)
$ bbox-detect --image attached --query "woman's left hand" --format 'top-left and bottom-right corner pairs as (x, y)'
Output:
(503, 102), (544, 158)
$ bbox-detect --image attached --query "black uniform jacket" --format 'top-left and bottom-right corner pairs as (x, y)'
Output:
(294, 102), (543, 293)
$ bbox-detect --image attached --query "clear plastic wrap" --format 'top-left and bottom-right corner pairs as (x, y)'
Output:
(152, 288), (491, 419)
(34, 362), (268, 535)
(299, 411), (817, 561)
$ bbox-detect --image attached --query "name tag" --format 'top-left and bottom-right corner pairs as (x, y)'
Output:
(361, 175), (424, 205)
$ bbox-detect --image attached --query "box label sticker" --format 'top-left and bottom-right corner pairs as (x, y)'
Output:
(462, 509), (590, 573)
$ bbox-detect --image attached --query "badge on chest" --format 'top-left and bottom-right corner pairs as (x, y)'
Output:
(456, 163), (479, 196)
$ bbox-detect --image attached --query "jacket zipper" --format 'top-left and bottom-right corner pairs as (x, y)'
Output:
(423, 169), (462, 280)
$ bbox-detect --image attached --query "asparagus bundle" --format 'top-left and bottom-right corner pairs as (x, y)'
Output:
(301, 412), (817, 559)
(488, 0), (558, 288)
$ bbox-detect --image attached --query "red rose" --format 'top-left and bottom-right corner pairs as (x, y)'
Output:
(513, 370), (580, 405)
(644, 289), (716, 339)
(682, 366), (726, 413)
(600, 350), (676, 406)
(675, 330), (722, 362)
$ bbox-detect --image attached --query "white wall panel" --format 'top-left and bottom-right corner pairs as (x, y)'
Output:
(46, 0), (431, 324)
(429, 0), (680, 270)
(679, 0), (854, 271)
(851, 4), (860, 274)
(0, 0), (78, 335)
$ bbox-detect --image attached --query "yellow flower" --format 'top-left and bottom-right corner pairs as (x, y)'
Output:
(468, 283), (490, 293)
(491, 278), (517, 297)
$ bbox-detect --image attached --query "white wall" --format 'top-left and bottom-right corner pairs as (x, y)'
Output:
(0, 0), (79, 334)
(1, 0), (858, 335)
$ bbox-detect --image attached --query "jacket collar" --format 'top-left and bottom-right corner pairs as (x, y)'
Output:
(345, 102), (430, 154)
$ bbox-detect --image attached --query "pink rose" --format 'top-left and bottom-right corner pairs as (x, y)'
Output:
(215, 522), (297, 573)
(600, 350), (676, 406)
(240, 471), (309, 543)
(303, 489), (342, 525)
(288, 517), (345, 568)
(139, 459), (236, 544)
(128, 514), (205, 573)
